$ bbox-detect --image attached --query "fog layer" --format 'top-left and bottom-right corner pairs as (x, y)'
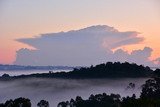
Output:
(0, 78), (147, 107)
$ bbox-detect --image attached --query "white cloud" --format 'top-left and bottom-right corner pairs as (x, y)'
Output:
(111, 47), (154, 66)
(14, 25), (155, 66)
(154, 58), (160, 65)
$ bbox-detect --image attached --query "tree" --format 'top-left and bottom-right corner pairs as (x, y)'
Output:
(126, 83), (135, 90)
(4, 100), (13, 107)
(2, 74), (10, 78)
(37, 100), (49, 107)
(0, 103), (5, 107)
(13, 98), (31, 107)
(57, 102), (67, 107)
(140, 77), (160, 99)
(153, 69), (160, 77)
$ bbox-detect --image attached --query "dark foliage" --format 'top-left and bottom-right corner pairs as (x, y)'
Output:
(140, 77), (160, 99)
(4, 62), (152, 80)
(0, 98), (31, 107)
(37, 100), (49, 107)
(153, 69), (160, 77)
(67, 62), (152, 78)
(58, 93), (121, 107)
(2, 74), (10, 78)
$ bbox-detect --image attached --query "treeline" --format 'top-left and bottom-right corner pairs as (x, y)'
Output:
(0, 98), (49, 107)
(7, 62), (153, 79)
(1, 76), (160, 107)
(69, 62), (152, 78)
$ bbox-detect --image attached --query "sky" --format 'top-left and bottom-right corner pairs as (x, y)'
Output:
(0, 0), (160, 66)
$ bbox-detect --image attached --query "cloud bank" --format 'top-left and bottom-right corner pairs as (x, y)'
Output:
(14, 25), (156, 66)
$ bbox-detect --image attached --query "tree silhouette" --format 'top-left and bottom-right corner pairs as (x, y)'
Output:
(2, 74), (10, 78)
(141, 77), (160, 99)
(11, 62), (153, 79)
(153, 69), (160, 77)
(13, 98), (31, 107)
(37, 100), (49, 107)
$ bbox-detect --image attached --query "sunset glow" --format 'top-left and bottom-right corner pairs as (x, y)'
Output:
(0, 0), (160, 66)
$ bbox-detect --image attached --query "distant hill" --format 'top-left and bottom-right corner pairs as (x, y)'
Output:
(1, 62), (153, 80)
(51, 62), (152, 78)
(0, 65), (74, 71)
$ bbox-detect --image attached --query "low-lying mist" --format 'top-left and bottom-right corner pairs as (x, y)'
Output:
(0, 78), (147, 107)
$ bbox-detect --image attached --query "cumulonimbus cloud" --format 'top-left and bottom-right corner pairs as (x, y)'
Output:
(14, 25), (156, 66)
(154, 58), (160, 65)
